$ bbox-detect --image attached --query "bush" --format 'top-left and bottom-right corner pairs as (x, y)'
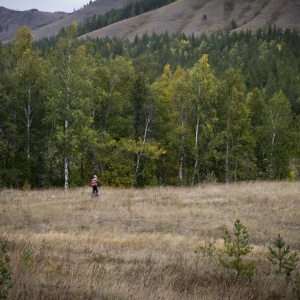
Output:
(0, 241), (13, 299)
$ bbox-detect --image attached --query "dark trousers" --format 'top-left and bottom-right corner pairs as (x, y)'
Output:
(92, 186), (98, 194)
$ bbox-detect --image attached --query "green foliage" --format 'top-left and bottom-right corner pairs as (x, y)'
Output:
(200, 238), (217, 258)
(219, 219), (255, 278)
(22, 179), (31, 191)
(292, 272), (300, 299)
(259, 91), (293, 179)
(288, 170), (297, 181)
(21, 249), (34, 268)
(268, 234), (299, 279)
(0, 241), (13, 299)
(2, 26), (300, 187)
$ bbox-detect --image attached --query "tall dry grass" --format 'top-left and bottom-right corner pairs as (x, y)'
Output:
(1, 181), (300, 299)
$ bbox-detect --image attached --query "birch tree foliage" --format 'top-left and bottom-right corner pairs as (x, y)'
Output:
(93, 56), (135, 138)
(188, 54), (218, 184)
(131, 72), (160, 186)
(100, 136), (165, 187)
(0, 44), (16, 187)
(217, 68), (255, 182)
(151, 64), (179, 185)
(171, 67), (194, 185)
(154, 66), (193, 185)
(0, 26), (47, 187)
(11, 26), (33, 65)
(259, 90), (293, 179)
(10, 46), (47, 185)
(45, 22), (97, 187)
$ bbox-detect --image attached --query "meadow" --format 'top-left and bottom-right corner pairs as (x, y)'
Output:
(1, 181), (300, 299)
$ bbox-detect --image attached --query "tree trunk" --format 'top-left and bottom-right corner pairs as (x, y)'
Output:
(179, 130), (185, 186)
(24, 87), (33, 160)
(225, 135), (230, 184)
(192, 112), (200, 186)
(64, 104), (69, 190)
(269, 131), (276, 178)
(134, 115), (150, 187)
(64, 155), (69, 190)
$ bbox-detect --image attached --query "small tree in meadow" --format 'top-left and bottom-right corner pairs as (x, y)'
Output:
(219, 219), (256, 278)
(268, 234), (299, 281)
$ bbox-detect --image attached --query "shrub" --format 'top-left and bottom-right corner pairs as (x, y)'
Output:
(0, 241), (13, 299)
(200, 238), (217, 258)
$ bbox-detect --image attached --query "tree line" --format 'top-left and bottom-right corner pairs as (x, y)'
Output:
(1, 24), (300, 188)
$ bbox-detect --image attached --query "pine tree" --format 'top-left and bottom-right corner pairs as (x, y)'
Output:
(220, 219), (256, 277)
(268, 234), (299, 279)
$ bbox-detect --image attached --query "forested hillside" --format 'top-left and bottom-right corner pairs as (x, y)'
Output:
(1, 24), (300, 188)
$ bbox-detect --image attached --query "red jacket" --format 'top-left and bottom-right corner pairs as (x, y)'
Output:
(91, 178), (100, 187)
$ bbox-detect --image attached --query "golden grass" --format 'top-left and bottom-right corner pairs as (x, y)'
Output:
(1, 181), (300, 299)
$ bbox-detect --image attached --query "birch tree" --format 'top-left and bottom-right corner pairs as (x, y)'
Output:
(218, 68), (255, 182)
(46, 23), (96, 188)
(260, 91), (293, 179)
(92, 56), (135, 137)
(153, 66), (193, 185)
(131, 73), (163, 186)
(1, 27), (47, 187)
(188, 54), (217, 184)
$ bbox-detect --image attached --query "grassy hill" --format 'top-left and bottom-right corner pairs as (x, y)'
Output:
(0, 0), (133, 43)
(1, 0), (300, 43)
(0, 7), (67, 42)
(80, 0), (300, 41)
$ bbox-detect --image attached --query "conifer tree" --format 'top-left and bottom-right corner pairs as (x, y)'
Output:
(220, 219), (255, 277)
(268, 234), (299, 279)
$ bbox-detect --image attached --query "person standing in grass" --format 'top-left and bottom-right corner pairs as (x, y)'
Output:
(91, 175), (100, 196)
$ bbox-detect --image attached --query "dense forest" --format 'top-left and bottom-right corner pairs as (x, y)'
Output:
(1, 22), (300, 188)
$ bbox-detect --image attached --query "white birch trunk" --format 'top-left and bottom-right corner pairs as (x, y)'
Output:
(269, 131), (276, 178)
(134, 115), (150, 187)
(179, 122), (185, 186)
(64, 155), (69, 190)
(192, 105), (200, 186)
(64, 54), (71, 190)
(24, 87), (33, 160)
(64, 99), (69, 190)
(225, 136), (230, 184)
(192, 83), (201, 186)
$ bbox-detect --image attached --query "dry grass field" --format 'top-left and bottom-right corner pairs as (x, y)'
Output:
(1, 181), (300, 299)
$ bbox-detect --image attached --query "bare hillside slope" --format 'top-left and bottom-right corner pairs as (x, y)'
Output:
(0, 7), (67, 42)
(1, 0), (299, 43)
(0, 0), (133, 42)
(80, 0), (300, 41)
(31, 0), (133, 41)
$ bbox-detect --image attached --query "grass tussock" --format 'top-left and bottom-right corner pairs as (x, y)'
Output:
(1, 181), (300, 299)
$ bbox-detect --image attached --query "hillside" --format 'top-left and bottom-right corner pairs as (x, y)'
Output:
(31, 0), (133, 41)
(0, 0), (133, 43)
(0, 6), (67, 42)
(80, 0), (300, 41)
(1, 0), (300, 43)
